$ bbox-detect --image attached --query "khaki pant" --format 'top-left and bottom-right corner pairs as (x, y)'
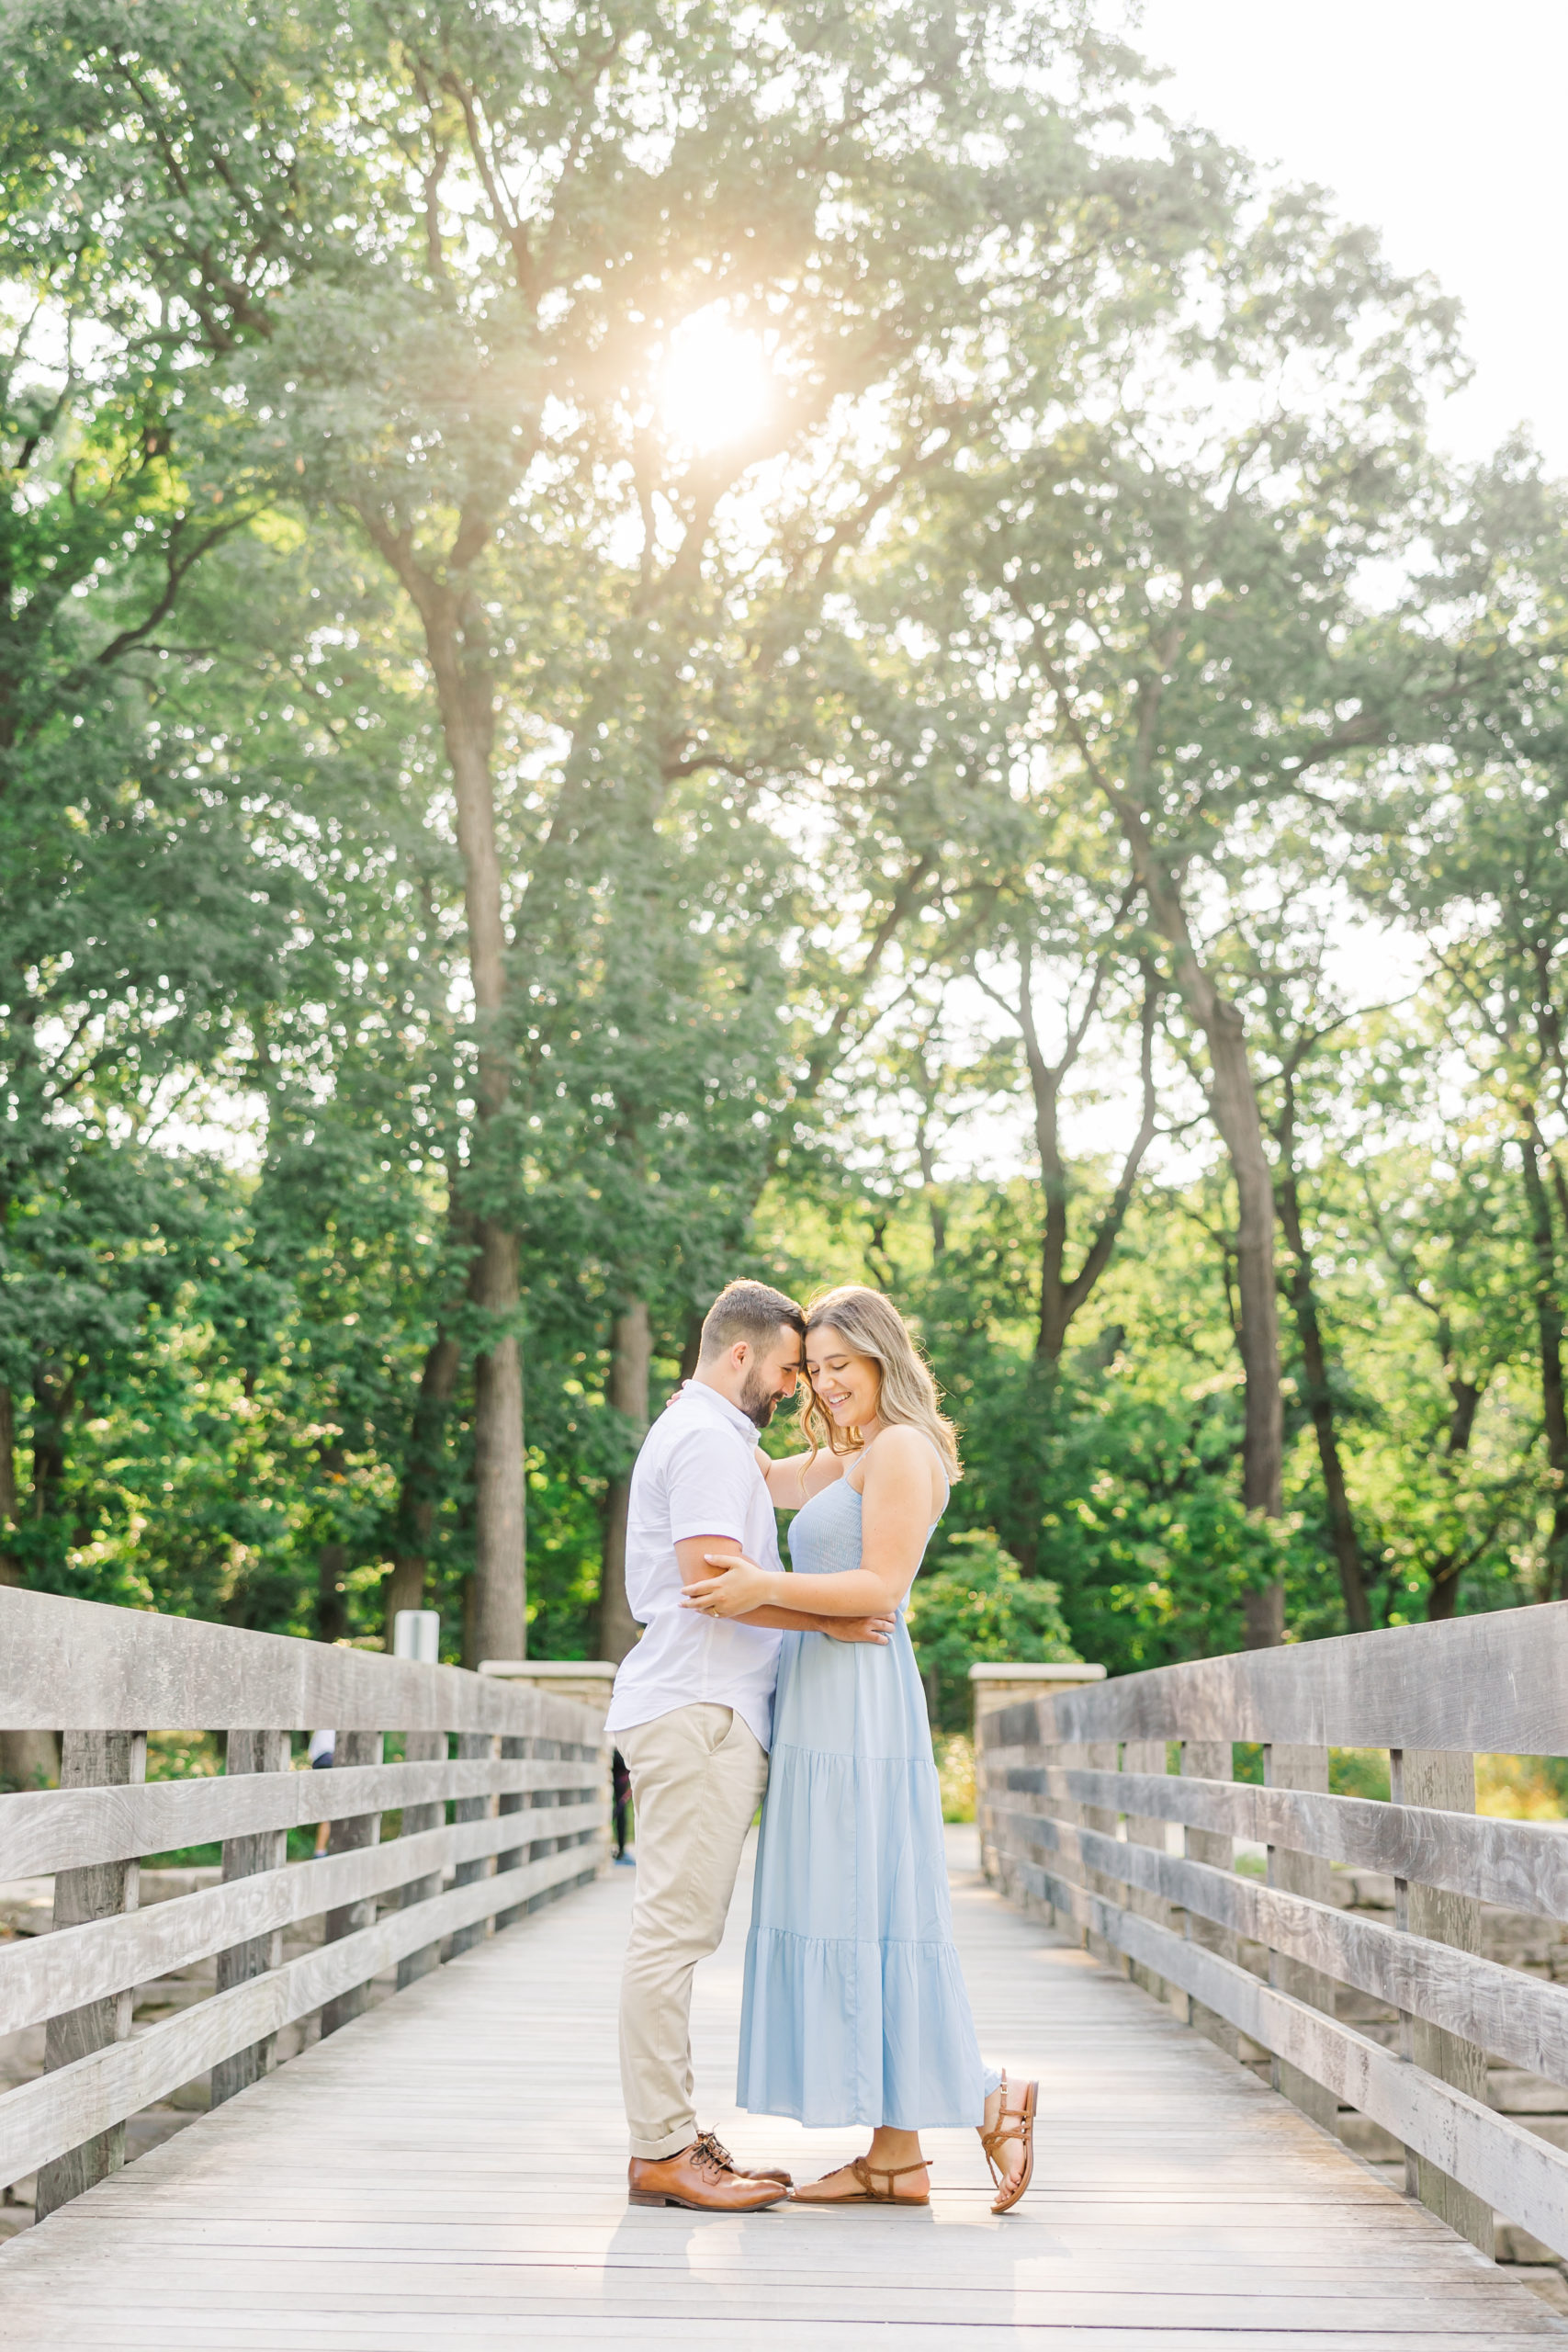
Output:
(617, 1702), (770, 2160)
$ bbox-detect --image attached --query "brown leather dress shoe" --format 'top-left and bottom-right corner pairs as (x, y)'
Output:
(628, 2134), (790, 2211)
(694, 2129), (792, 2188)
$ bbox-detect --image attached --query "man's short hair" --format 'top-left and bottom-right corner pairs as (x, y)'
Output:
(698, 1280), (805, 1363)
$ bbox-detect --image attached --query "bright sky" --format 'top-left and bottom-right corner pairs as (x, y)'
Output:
(1133, 0), (1568, 474)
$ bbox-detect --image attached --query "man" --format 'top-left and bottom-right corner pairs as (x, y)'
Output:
(607, 1278), (894, 2212)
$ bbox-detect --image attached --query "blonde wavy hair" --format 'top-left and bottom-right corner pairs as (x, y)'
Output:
(797, 1285), (962, 1479)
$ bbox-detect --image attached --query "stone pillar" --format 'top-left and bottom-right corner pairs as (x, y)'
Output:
(969, 1664), (1107, 1890)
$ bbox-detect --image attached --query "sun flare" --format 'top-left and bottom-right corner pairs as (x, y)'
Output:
(657, 311), (773, 454)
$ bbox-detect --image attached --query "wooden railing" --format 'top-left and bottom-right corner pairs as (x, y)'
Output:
(976, 1601), (1568, 2265)
(0, 1587), (607, 2219)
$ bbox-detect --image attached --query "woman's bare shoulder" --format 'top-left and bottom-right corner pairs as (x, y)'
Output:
(862, 1424), (947, 1507)
(862, 1424), (936, 1483)
(867, 1423), (929, 1460)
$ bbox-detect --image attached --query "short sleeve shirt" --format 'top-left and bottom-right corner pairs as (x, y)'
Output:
(604, 1380), (784, 1751)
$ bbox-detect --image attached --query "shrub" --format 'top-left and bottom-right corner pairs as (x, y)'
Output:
(908, 1528), (1080, 1734)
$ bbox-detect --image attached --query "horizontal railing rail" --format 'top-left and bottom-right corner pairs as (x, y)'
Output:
(0, 1586), (579, 1734)
(976, 1599), (1568, 2269)
(0, 1587), (609, 2224)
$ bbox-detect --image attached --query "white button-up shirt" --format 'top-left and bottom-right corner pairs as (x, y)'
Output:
(604, 1380), (784, 1751)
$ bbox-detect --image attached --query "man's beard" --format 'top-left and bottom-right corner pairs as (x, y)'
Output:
(739, 1366), (785, 1430)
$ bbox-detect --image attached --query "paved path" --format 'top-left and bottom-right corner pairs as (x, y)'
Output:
(0, 1830), (1561, 2347)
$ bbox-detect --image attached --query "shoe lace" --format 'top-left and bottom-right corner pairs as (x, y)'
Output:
(690, 2131), (736, 2177)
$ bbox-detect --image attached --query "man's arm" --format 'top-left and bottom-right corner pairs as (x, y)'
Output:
(735, 1603), (895, 1644)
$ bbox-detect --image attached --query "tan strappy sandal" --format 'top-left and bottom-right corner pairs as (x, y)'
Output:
(792, 2155), (931, 2207)
(978, 2072), (1037, 2214)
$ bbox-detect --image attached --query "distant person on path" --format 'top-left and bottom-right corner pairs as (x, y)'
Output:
(682, 1285), (1036, 2213)
(309, 1728), (334, 1857)
(606, 1279), (898, 2213)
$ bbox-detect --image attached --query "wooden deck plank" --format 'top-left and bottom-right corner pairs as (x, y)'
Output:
(1, 1830), (1562, 2347)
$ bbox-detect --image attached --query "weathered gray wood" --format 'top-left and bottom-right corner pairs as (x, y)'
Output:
(988, 1760), (1568, 1920)
(989, 1801), (1568, 2087)
(1021, 1743), (1087, 1947)
(512, 1740), (604, 1923)
(1181, 1738), (1238, 2057)
(0, 1756), (604, 1883)
(494, 1735), (531, 1933)
(395, 1731), (449, 1990)
(0, 1802), (606, 2038)
(984, 1599), (1568, 1754)
(0, 1841), (594, 2191)
(212, 1729), (291, 2106)
(1009, 1850), (1568, 2262)
(447, 1732), (496, 1960)
(4, 1826), (1562, 2349)
(1393, 1749), (1493, 2256)
(321, 1731), (383, 2039)
(1077, 1740), (1121, 1970)
(1265, 1745), (1337, 2135)
(0, 1584), (596, 1739)
(1122, 1739), (1171, 2007)
(35, 1731), (145, 2222)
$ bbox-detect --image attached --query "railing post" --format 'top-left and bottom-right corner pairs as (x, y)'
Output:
(1180, 1739), (1238, 2056)
(395, 1729), (448, 1989)
(212, 1729), (291, 2104)
(1262, 1743), (1337, 2134)
(1079, 1738), (1121, 1970)
(321, 1729), (384, 2037)
(35, 1730), (146, 2219)
(494, 1733), (532, 1930)
(1390, 1748), (1494, 2256)
(447, 1730), (497, 1958)
(1121, 1739), (1172, 2007)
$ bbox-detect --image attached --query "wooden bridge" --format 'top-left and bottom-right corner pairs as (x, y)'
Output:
(2, 1589), (1567, 2346)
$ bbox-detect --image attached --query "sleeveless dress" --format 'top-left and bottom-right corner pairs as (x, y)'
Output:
(736, 1475), (998, 2128)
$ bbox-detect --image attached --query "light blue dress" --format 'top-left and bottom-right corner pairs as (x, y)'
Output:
(737, 1475), (1000, 2128)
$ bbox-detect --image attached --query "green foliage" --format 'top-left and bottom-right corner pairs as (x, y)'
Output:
(908, 1530), (1079, 1734)
(0, 0), (1564, 1711)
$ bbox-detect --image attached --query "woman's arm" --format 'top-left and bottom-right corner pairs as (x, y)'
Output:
(751, 1443), (844, 1510)
(671, 1534), (890, 1639)
(685, 1428), (935, 1619)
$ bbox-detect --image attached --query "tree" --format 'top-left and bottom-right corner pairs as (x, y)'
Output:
(897, 189), (1465, 1638)
(1360, 752), (1568, 1595)
(222, 0), (1222, 1655)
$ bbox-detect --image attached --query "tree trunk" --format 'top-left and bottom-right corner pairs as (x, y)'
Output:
(1193, 989), (1283, 1520)
(915, 1116), (948, 1256)
(1274, 1102), (1370, 1631)
(1133, 869), (1285, 1643)
(0, 1378), (60, 1792)
(28, 1361), (72, 1527)
(367, 527), (527, 1667)
(1033, 979), (1158, 1363)
(382, 1332), (461, 1643)
(469, 1233), (526, 1665)
(677, 1308), (705, 1387)
(0, 1377), (15, 1557)
(315, 1541), (348, 1645)
(444, 660), (525, 1663)
(1426, 1374), (1480, 1622)
(1520, 1129), (1568, 1598)
(597, 1300), (653, 1664)
(1427, 1558), (1464, 1623)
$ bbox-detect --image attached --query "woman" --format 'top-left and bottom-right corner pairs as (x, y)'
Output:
(682, 1285), (1035, 2212)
